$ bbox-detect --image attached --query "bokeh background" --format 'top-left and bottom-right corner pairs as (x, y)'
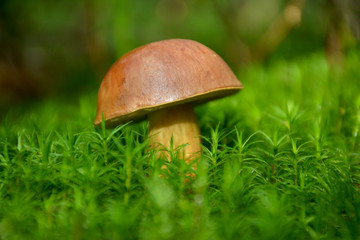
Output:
(0, 0), (359, 113)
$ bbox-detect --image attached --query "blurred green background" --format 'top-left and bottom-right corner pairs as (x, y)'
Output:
(0, 0), (359, 113)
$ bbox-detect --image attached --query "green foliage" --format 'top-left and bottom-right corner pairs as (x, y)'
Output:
(1, 51), (360, 239)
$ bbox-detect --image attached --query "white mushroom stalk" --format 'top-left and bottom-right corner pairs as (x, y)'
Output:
(148, 104), (201, 165)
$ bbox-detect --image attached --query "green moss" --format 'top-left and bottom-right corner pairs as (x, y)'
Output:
(1, 51), (360, 239)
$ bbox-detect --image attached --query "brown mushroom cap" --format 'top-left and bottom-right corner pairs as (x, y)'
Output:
(94, 39), (243, 127)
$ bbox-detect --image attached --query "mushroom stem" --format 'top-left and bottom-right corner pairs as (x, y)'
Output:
(148, 104), (201, 165)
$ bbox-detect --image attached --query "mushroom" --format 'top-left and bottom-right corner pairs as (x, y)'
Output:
(94, 39), (243, 165)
